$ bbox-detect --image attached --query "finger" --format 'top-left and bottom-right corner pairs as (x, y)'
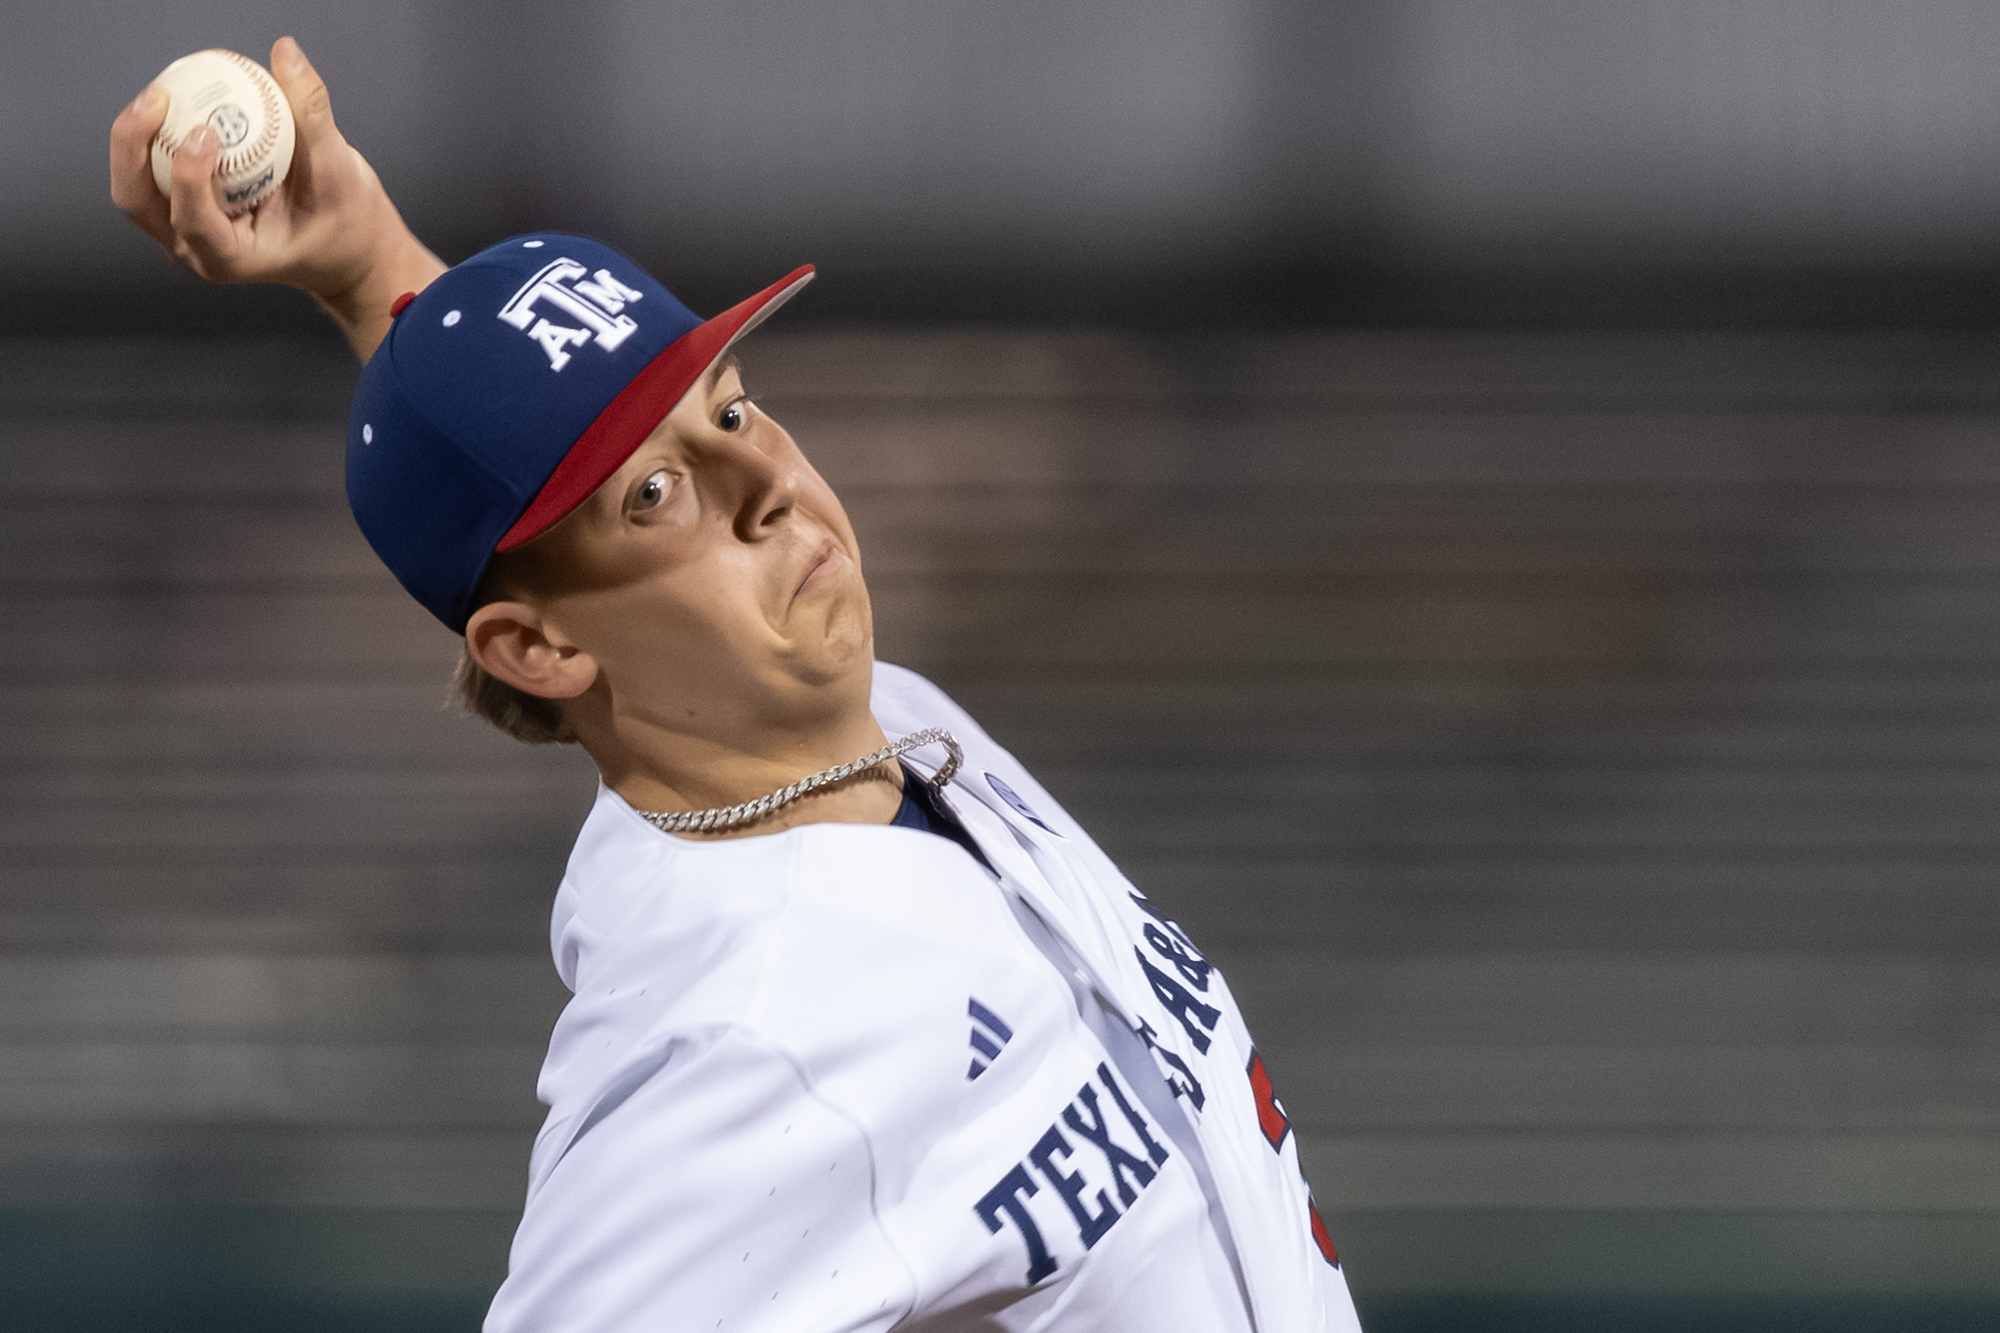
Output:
(270, 37), (341, 164)
(109, 83), (172, 243)
(166, 125), (241, 276)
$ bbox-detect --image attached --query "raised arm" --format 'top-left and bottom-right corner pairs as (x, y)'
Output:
(108, 36), (446, 361)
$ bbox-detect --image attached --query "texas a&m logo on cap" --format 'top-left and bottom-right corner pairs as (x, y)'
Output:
(498, 257), (646, 371)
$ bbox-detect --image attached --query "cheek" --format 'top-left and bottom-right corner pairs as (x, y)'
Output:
(817, 561), (876, 650)
(664, 484), (701, 528)
(558, 564), (733, 669)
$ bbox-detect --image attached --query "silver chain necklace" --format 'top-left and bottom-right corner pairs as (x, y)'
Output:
(638, 728), (963, 835)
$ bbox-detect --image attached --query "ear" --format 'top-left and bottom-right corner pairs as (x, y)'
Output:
(465, 600), (599, 699)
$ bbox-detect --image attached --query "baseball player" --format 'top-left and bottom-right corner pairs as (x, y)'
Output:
(110, 39), (1366, 1333)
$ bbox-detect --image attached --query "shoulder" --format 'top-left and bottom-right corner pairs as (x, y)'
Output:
(542, 787), (1041, 1095)
(550, 782), (802, 990)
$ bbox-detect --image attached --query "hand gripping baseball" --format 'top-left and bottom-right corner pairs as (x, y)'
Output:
(109, 37), (445, 360)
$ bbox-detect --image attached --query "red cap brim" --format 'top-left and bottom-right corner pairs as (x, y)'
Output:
(494, 264), (815, 552)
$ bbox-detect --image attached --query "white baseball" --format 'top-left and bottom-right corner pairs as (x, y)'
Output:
(149, 49), (296, 216)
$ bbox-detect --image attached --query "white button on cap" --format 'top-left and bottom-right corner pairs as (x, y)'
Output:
(362, 424), (373, 444)
(523, 240), (544, 248)
(442, 310), (461, 326)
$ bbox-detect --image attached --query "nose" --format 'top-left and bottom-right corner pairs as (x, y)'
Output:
(724, 427), (799, 542)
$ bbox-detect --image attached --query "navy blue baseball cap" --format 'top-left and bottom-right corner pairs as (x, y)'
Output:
(346, 233), (813, 632)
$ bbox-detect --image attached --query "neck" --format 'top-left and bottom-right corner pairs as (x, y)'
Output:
(580, 691), (902, 839)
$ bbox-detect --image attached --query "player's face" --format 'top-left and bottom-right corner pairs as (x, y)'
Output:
(505, 358), (874, 741)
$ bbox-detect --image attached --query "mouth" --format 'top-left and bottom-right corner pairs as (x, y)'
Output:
(792, 543), (837, 600)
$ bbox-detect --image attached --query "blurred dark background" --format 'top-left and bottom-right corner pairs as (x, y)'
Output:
(4, 3), (1999, 1331)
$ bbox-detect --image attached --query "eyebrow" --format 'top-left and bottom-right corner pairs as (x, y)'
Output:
(704, 352), (743, 395)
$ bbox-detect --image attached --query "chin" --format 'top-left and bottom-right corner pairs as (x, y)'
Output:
(784, 583), (875, 688)
(820, 603), (876, 678)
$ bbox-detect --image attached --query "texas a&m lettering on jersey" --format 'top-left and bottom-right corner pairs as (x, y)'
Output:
(1129, 892), (1221, 1056)
(973, 1063), (1171, 1284)
(1121, 893), (1215, 1114)
(1134, 1016), (1205, 1110)
(1128, 890), (1344, 1270)
(497, 258), (645, 371)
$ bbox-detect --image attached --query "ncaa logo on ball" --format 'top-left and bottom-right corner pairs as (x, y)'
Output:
(223, 166), (276, 207)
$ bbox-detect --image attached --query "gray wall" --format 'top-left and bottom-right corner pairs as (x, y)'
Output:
(10, 0), (2000, 308)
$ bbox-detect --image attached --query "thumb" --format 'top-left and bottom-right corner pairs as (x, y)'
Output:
(270, 36), (339, 154)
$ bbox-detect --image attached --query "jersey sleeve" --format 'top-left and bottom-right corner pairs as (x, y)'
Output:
(485, 1023), (916, 1333)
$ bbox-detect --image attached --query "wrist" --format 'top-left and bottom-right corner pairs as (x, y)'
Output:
(315, 205), (447, 359)
(318, 220), (436, 325)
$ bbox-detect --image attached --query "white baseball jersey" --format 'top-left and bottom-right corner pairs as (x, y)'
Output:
(484, 662), (1364, 1332)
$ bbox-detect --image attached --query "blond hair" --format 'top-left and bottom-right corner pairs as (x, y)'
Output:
(453, 645), (576, 745)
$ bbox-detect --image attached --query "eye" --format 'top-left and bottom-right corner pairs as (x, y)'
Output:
(718, 399), (749, 432)
(632, 469), (672, 512)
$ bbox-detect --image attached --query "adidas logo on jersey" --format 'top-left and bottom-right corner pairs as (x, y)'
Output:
(966, 997), (1014, 1080)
